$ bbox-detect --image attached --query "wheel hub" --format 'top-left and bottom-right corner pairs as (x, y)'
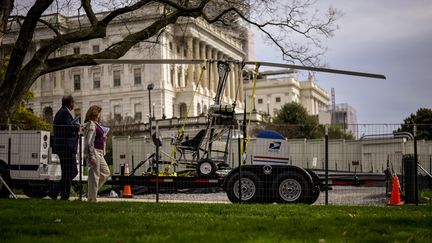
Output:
(199, 162), (212, 175)
(279, 178), (301, 202)
(233, 178), (256, 201)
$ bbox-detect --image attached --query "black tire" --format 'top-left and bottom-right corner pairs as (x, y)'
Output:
(0, 166), (11, 198)
(23, 184), (49, 199)
(226, 171), (262, 203)
(197, 159), (217, 178)
(272, 171), (311, 204)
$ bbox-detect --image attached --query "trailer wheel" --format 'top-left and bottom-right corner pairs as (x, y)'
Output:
(0, 166), (11, 198)
(197, 159), (217, 178)
(23, 184), (49, 199)
(226, 171), (262, 203)
(273, 172), (310, 204)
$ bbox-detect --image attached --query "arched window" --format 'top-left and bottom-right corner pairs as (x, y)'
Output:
(203, 105), (207, 114)
(179, 103), (187, 118)
(197, 103), (201, 116)
(43, 107), (53, 123)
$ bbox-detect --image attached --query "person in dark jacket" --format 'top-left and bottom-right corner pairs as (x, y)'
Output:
(51, 95), (79, 200)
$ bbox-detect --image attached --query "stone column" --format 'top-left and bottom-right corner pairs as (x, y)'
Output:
(233, 63), (239, 100)
(200, 42), (207, 90)
(180, 65), (185, 87)
(186, 37), (194, 86)
(206, 45), (212, 92)
(212, 49), (218, 93)
(193, 38), (200, 84)
(230, 62), (236, 100)
(173, 64), (178, 88)
(238, 64), (244, 103)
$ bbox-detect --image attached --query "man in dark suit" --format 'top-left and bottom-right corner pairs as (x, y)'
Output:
(51, 95), (79, 200)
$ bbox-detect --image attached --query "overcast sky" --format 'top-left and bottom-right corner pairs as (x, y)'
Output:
(253, 0), (432, 124)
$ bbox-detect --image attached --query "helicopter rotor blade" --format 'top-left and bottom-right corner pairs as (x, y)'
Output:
(244, 61), (386, 79)
(94, 59), (386, 79)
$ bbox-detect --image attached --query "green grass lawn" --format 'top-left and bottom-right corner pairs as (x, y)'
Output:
(0, 200), (431, 243)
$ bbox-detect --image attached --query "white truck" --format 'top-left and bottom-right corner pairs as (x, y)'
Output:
(0, 130), (84, 198)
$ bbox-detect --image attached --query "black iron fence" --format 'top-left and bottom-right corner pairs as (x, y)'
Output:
(1, 123), (431, 205)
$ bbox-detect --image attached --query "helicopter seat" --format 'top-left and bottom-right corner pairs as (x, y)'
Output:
(176, 129), (207, 161)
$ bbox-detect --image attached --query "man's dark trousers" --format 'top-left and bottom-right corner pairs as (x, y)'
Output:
(58, 153), (78, 200)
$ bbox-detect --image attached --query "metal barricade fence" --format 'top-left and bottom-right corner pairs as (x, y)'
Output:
(1, 123), (431, 205)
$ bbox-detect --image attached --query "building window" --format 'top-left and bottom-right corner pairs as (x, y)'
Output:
(93, 72), (101, 89)
(43, 107), (53, 123)
(258, 98), (263, 104)
(113, 105), (122, 120)
(169, 42), (173, 51)
(177, 68), (182, 87)
(73, 47), (80, 54)
(133, 68), (141, 85)
(92, 45), (99, 53)
(197, 103), (201, 115)
(170, 68), (175, 86)
(134, 103), (142, 121)
(179, 103), (187, 118)
(114, 105), (121, 115)
(73, 74), (81, 90)
(275, 97), (281, 103)
(113, 70), (121, 87)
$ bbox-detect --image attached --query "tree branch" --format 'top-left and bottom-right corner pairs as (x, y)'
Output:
(10, 15), (62, 38)
(1, 0), (54, 98)
(81, 0), (98, 26)
(99, 0), (152, 26)
(43, 10), (183, 74)
(201, 3), (337, 65)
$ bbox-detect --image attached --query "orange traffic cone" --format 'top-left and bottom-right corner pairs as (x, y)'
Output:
(123, 163), (133, 198)
(388, 175), (403, 206)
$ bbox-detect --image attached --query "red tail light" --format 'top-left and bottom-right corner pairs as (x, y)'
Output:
(43, 135), (48, 141)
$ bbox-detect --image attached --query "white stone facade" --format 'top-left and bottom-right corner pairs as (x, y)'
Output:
(2, 8), (247, 123)
(244, 75), (330, 118)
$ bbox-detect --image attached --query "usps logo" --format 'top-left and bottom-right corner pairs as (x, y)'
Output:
(268, 141), (282, 151)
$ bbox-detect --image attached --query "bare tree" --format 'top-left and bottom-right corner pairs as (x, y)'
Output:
(0, 0), (339, 123)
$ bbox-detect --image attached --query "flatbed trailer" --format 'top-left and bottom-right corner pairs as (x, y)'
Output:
(111, 164), (386, 204)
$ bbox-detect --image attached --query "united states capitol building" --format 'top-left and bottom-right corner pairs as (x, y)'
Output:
(2, 7), (331, 125)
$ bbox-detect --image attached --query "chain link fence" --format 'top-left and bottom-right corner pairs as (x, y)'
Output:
(1, 122), (431, 205)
